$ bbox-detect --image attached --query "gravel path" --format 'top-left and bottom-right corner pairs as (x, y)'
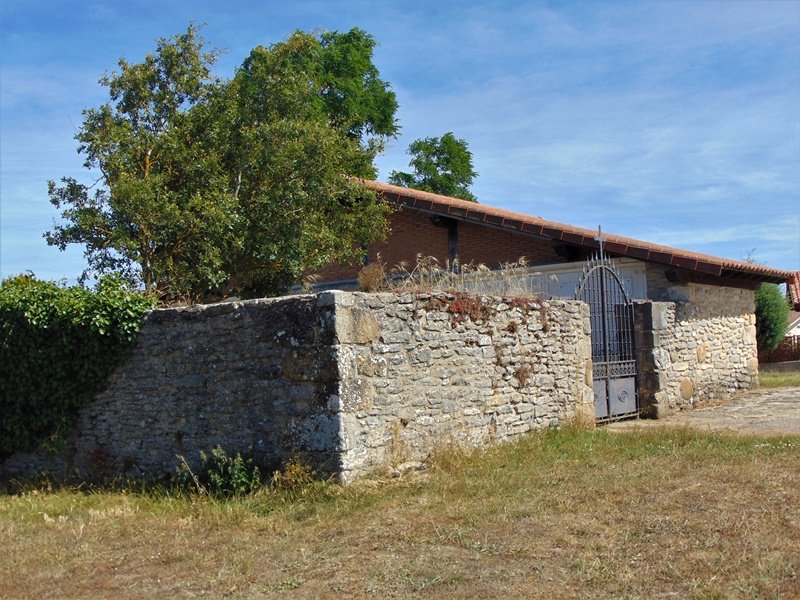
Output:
(606, 387), (800, 436)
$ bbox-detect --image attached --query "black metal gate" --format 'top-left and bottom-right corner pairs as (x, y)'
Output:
(575, 245), (638, 421)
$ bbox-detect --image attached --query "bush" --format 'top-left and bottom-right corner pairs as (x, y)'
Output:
(357, 261), (388, 292)
(755, 283), (789, 353)
(271, 457), (315, 491)
(177, 446), (262, 498)
(0, 274), (154, 458)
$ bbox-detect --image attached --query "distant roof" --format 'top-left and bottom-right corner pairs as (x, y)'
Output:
(363, 180), (792, 285)
(788, 271), (800, 310)
(789, 310), (800, 332)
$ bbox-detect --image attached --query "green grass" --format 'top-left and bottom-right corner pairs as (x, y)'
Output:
(759, 369), (800, 388)
(2, 426), (799, 599)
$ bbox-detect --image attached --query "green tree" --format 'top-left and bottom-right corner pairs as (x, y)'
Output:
(388, 132), (478, 201)
(46, 25), (397, 301)
(316, 28), (399, 143)
(755, 283), (789, 353)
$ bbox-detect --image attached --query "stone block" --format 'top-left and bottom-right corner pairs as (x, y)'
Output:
(696, 343), (707, 363)
(746, 357), (758, 375)
(411, 348), (432, 364)
(339, 377), (373, 412)
(335, 307), (380, 344)
(680, 378), (694, 400)
(317, 290), (349, 307)
(653, 349), (671, 370)
(281, 348), (338, 383)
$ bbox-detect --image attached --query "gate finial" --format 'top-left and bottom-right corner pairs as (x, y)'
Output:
(594, 225), (606, 259)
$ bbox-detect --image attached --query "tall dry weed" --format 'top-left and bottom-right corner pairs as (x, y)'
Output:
(358, 254), (549, 299)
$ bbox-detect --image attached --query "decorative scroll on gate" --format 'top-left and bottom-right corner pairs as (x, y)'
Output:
(575, 234), (638, 421)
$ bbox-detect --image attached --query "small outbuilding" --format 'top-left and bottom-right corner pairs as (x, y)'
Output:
(317, 181), (793, 418)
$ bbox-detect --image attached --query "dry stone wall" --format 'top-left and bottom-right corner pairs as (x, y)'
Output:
(2, 291), (593, 484)
(334, 292), (594, 481)
(636, 267), (758, 417)
(2, 295), (344, 482)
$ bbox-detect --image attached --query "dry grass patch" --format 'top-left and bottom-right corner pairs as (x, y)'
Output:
(2, 427), (799, 599)
(759, 370), (800, 388)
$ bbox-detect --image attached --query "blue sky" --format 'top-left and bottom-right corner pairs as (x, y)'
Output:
(1, 0), (799, 283)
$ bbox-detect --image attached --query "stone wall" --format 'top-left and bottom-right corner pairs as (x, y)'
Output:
(2, 291), (593, 484)
(636, 267), (758, 417)
(334, 292), (594, 481)
(2, 295), (347, 481)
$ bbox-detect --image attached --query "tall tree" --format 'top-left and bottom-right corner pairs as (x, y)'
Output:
(46, 25), (398, 301)
(388, 132), (478, 201)
(316, 28), (399, 144)
(47, 26), (231, 296)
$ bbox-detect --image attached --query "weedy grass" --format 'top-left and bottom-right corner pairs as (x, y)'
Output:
(759, 369), (800, 388)
(2, 427), (798, 599)
(358, 254), (548, 299)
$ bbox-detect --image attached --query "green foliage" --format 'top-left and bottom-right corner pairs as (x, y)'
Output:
(389, 132), (478, 201)
(755, 283), (789, 353)
(177, 446), (262, 498)
(317, 28), (399, 141)
(0, 274), (154, 458)
(47, 25), (397, 302)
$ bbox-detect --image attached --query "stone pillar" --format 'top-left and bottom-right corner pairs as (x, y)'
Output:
(633, 301), (673, 419)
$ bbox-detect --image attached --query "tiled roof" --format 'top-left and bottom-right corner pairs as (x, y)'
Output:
(363, 180), (793, 284)
(789, 310), (800, 331)
(788, 271), (800, 310)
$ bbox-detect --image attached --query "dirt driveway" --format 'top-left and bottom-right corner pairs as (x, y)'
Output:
(607, 387), (800, 436)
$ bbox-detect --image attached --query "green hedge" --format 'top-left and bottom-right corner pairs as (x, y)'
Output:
(0, 275), (154, 458)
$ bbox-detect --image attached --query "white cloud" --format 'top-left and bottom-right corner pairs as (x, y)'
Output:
(2, 0), (799, 281)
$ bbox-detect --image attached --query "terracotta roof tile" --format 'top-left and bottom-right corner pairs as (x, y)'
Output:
(788, 272), (800, 310)
(362, 180), (793, 283)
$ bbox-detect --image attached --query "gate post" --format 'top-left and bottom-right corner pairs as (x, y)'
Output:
(633, 301), (671, 419)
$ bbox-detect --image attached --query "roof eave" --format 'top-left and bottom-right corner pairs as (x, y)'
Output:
(362, 180), (794, 285)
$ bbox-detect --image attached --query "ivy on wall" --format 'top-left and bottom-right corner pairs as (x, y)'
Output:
(0, 275), (155, 458)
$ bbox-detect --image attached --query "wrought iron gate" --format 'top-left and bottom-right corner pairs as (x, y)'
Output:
(575, 244), (638, 421)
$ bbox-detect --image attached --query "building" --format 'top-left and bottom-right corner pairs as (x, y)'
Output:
(316, 181), (788, 299)
(317, 181), (793, 417)
(788, 272), (800, 337)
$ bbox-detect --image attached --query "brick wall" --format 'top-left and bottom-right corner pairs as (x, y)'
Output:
(313, 207), (565, 284)
(457, 222), (563, 267)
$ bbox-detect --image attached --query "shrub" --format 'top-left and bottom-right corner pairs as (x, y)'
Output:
(755, 283), (789, 353)
(357, 261), (387, 292)
(177, 446), (262, 498)
(0, 274), (154, 458)
(271, 457), (315, 491)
